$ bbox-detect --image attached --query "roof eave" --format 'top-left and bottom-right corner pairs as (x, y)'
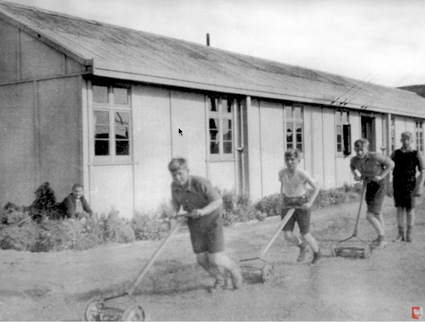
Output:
(0, 9), (93, 67)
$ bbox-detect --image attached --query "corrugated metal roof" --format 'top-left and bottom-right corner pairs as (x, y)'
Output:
(1, 1), (425, 117)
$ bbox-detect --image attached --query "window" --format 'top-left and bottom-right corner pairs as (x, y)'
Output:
(93, 85), (131, 161)
(391, 116), (396, 153)
(336, 110), (351, 156)
(416, 121), (424, 153)
(285, 105), (303, 153)
(208, 96), (234, 158)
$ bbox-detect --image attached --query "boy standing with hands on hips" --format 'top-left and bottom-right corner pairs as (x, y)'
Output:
(390, 132), (425, 243)
(350, 139), (394, 247)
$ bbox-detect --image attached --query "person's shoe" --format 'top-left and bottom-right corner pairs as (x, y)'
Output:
(229, 268), (243, 290)
(406, 227), (413, 243)
(392, 234), (405, 242)
(207, 280), (226, 293)
(311, 250), (322, 265)
(373, 235), (387, 248)
(297, 243), (308, 262)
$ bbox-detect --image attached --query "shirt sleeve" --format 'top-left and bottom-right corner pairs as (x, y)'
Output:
(375, 153), (393, 169)
(299, 169), (315, 185)
(200, 179), (221, 203)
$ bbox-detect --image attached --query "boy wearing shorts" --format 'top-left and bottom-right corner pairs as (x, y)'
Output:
(390, 132), (425, 243)
(350, 139), (394, 247)
(169, 157), (243, 293)
(279, 149), (322, 264)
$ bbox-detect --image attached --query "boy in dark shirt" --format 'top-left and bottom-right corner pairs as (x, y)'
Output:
(391, 132), (425, 243)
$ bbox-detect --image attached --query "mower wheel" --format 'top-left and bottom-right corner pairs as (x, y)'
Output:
(261, 264), (274, 283)
(121, 304), (145, 321)
(84, 298), (103, 321)
(363, 244), (372, 259)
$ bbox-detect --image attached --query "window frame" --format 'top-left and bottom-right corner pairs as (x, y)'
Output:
(335, 109), (351, 157)
(416, 120), (424, 153)
(207, 96), (235, 160)
(92, 84), (132, 163)
(285, 104), (304, 156)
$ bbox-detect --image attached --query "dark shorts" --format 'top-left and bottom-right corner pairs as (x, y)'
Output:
(393, 181), (416, 210)
(365, 180), (386, 215)
(280, 195), (311, 235)
(187, 212), (224, 254)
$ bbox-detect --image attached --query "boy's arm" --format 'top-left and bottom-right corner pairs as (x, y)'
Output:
(350, 158), (362, 181)
(304, 173), (320, 209)
(374, 156), (394, 181)
(415, 152), (425, 196)
(190, 198), (223, 218)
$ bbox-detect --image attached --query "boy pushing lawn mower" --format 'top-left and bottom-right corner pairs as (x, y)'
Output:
(390, 132), (425, 243)
(279, 149), (322, 264)
(350, 139), (394, 248)
(169, 157), (243, 293)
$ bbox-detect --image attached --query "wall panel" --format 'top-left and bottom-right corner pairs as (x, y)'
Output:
(0, 19), (18, 83)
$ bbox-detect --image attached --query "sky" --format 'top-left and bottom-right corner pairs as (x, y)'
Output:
(5, 0), (425, 87)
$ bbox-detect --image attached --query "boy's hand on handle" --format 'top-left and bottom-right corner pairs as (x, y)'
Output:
(371, 175), (382, 182)
(187, 209), (205, 219)
(301, 202), (313, 210)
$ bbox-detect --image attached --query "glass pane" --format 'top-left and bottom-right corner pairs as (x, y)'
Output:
(285, 106), (293, 118)
(296, 143), (303, 153)
(294, 107), (302, 119)
(210, 141), (219, 154)
(93, 85), (108, 103)
(95, 126), (109, 138)
(296, 123), (303, 142)
(222, 119), (232, 141)
(95, 110), (109, 125)
(286, 122), (293, 149)
(116, 140), (129, 155)
(95, 140), (109, 155)
(337, 143), (342, 153)
(114, 87), (128, 105)
(209, 97), (217, 112)
(115, 112), (129, 139)
(223, 141), (232, 154)
(226, 99), (233, 114)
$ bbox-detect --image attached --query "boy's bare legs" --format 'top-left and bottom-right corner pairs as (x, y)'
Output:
(366, 211), (386, 246)
(406, 209), (415, 242)
(394, 207), (405, 242)
(197, 252), (242, 292)
(208, 252), (242, 289)
(284, 231), (309, 262)
(303, 233), (319, 253)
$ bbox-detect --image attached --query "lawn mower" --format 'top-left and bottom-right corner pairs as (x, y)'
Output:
(84, 217), (184, 321)
(331, 182), (372, 259)
(239, 208), (296, 283)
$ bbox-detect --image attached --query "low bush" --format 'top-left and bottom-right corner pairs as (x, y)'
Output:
(1, 184), (361, 252)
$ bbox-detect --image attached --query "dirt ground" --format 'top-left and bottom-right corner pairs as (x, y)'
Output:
(1, 196), (425, 321)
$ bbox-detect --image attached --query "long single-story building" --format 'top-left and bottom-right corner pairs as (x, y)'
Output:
(1, 1), (425, 218)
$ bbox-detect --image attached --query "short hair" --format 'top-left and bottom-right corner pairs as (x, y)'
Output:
(401, 131), (413, 139)
(284, 149), (300, 159)
(72, 183), (83, 190)
(354, 138), (369, 148)
(168, 157), (188, 172)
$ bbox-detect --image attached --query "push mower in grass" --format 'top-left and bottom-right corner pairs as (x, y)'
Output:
(239, 208), (296, 283)
(330, 182), (372, 259)
(84, 218), (184, 321)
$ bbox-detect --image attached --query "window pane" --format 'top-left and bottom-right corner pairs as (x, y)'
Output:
(114, 87), (128, 105)
(116, 140), (129, 155)
(115, 112), (129, 138)
(286, 107), (293, 119)
(209, 97), (217, 112)
(286, 122), (293, 149)
(294, 107), (302, 119)
(93, 86), (108, 103)
(95, 126), (109, 138)
(223, 142), (232, 154)
(226, 99), (233, 114)
(95, 140), (109, 155)
(222, 119), (232, 140)
(95, 110), (109, 125)
(296, 123), (303, 152)
(209, 118), (220, 154)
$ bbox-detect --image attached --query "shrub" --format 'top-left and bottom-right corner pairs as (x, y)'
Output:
(221, 190), (266, 225)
